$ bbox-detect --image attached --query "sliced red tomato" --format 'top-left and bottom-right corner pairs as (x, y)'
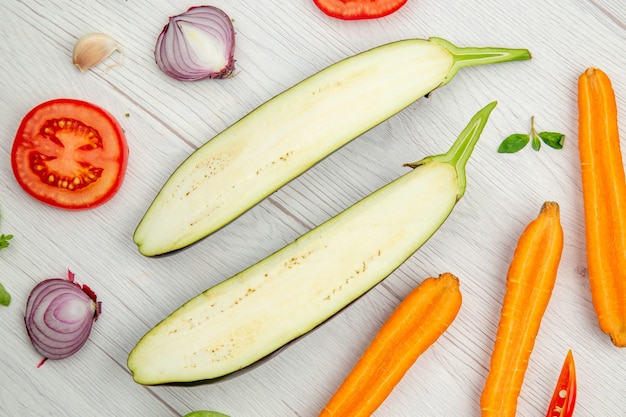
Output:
(313, 0), (408, 20)
(11, 99), (129, 210)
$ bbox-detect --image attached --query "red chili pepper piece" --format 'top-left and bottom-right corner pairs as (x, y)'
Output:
(546, 350), (577, 417)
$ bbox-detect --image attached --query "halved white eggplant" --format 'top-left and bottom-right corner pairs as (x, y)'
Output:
(127, 101), (497, 385)
(134, 37), (529, 256)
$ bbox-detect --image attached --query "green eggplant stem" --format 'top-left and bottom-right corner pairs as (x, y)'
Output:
(405, 101), (497, 199)
(431, 37), (532, 87)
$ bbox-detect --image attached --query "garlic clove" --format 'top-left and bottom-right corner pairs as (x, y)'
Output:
(73, 32), (123, 73)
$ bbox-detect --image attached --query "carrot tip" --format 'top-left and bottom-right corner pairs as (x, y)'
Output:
(609, 332), (626, 347)
(540, 201), (559, 212)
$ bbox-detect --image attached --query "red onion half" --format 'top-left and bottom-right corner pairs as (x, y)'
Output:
(155, 5), (236, 81)
(24, 270), (101, 364)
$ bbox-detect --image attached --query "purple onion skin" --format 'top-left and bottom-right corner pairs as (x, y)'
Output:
(24, 272), (101, 362)
(155, 5), (236, 81)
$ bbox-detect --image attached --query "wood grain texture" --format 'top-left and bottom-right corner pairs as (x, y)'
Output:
(1, 0), (625, 415)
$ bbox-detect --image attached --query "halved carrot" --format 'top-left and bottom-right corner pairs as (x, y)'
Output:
(481, 202), (564, 417)
(578, 67), (626, 347)
(318, 272), (462, 417)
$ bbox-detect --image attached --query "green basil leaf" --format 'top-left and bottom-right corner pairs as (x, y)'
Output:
(531, 133), (541, 151)
(498, 133), (529, 153)
(0, 283), (10, 306)
(539, 131), (565, 149)
(0, 234), (12, 250)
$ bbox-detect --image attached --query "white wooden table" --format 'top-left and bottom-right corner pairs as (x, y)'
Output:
(1, 0), (625, 415)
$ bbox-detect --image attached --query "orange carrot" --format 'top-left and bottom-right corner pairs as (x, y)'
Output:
(578, 67), (626, 347)
(319, 272), (462, 417)
(481, 202), (564, 417)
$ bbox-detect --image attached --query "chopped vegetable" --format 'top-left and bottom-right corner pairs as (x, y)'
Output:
(319, 273), (462, 417)
(0, 283), (10, 307)
(135, 37), (530, 256)
(182, 412), (229, 417)
(578, 67), (626, 347)
(481, 202), (564, 417)
(546, 350), (576, 417)
(11, 99), (129, 210)
(24, 270), (101, 365)
(155, 5), (236, 81)
(73, 32), (122, 73)
(313, 0), (408, 20)
(127, 102), (496, 385)
(498, 116), (565, 153)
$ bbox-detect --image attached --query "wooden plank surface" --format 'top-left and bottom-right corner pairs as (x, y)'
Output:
(1, 0), (625, 415)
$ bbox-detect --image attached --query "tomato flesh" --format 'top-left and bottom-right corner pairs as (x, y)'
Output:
(312, 0), (408, 20)
(11, 99), (128, 210)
